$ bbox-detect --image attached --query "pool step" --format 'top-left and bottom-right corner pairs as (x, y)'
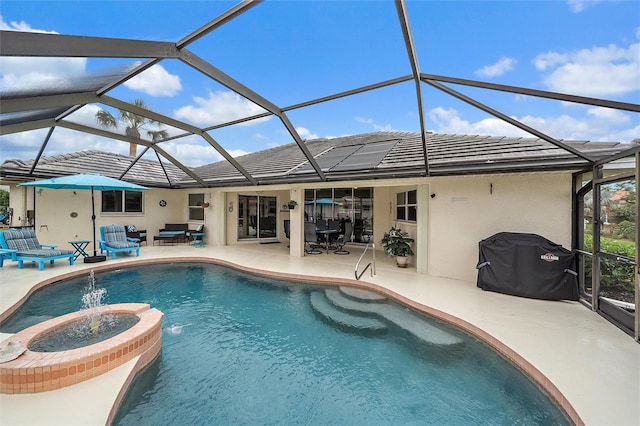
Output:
(309, 291), (388, 336)
(338, 286), (386, 302)
(325, 289), (463, 347)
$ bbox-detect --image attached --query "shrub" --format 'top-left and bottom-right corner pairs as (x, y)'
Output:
(612, 220), (636, 241)
(583, 234), (635, 292)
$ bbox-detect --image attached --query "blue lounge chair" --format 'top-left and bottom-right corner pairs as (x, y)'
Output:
(99, 225), (140, 259)
(0, 229), (74, 271)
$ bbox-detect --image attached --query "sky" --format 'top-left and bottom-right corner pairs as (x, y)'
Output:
(0, 0), (639, 168)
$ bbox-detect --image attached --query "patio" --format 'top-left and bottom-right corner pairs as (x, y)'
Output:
(0, 243), (638, 425)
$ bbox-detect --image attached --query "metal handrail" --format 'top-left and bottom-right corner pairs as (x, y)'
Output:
(355, 242), (376, 280)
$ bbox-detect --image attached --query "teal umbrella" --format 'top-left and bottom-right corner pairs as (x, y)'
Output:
(19, 174), (148, 262)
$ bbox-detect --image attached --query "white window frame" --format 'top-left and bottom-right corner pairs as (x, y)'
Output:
(396, 189), (417, 222)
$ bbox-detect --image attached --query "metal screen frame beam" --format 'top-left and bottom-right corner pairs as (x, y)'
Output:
(0, 119), (55, 135)
(179, 50), (326, 181)
(1, 92), (98, 114)
(57, 120), (207, 186)
(395, 0), (429, 175)
(176, 0), (263, 49)
(0, 31), (180, 58)
(422, 73), (640, 113)
(100, 95), (257, 185)
(425, 79), (597, 162)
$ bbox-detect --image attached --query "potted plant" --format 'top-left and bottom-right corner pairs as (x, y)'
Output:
(287, 200), (298, 209)
(380, 227), (415, 268)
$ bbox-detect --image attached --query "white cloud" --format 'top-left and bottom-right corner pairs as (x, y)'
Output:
(0, 16), (89, 94)
(354, 116), (396, 132)
(355, 117), (373, 125)
(124, 64), (182, 97)
(566, 0), (602, 13)
(427, 106), (638, 143)
(534, 42), (640, 96)
(296, 126), (318, 140)
(0, 15), (57, 33)
(475, 57), (516, 78)
(0, 57), (90, 93)
(173, 90), (269, 126)
(159, 138), (249, 167)
(428, 107), (525, 136)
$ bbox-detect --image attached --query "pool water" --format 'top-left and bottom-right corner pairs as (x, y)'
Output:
(28, 314), (140, 352)
(1, 264), (569, 425)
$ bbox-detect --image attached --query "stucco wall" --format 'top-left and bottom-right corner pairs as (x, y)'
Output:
(426, 173), (573, 282)
(7, 172), (574, 284)
(225, 190), (290, 245)
(15, 186), (201, 251)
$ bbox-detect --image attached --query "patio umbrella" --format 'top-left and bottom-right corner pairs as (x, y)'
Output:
(305, 198), (341, 220)
(19, 174), (148, 263)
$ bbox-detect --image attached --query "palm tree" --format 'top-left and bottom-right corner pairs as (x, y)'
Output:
(95, 99), (169, 157)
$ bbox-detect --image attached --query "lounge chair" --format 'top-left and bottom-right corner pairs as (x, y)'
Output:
(99, 225), (140, 259)
(0, 229), (74, 270)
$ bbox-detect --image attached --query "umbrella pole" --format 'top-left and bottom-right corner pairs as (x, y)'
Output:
(91, 186), (97, 256)
(83, 187), (105, 263)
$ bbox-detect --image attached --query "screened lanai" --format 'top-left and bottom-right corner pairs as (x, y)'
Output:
(1, 0), (639, 340)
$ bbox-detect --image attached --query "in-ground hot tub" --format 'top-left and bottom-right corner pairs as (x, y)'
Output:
(0, 303), (163, 394)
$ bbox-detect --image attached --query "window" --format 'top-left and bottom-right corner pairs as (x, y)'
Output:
(396, 190), (417, 221)
(189, 193), (205, 221)
(101, 191), (143, 213)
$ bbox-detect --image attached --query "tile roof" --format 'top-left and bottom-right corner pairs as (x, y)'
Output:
(0, 150), (187, 188)
(186, 131), (636, 186)
(2, 132), (637, 188)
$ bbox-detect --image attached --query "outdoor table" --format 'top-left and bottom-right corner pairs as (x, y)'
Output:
(68, 240), (90, 260)
(0, 249), (16, 267)
(191, 232), (205, 248)
(316, 229), (338, 254)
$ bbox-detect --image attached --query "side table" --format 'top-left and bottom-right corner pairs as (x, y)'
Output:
(69, 240), (91, 260)
(191, 232), (205, 248)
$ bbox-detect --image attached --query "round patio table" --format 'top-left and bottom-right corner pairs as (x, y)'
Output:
(315, 229), (338, 254)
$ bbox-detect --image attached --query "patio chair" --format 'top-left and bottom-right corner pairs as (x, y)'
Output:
(0, 229), (74, 270)
(284, 219), (290, 247)
(304, 222), (322, 255)
(99, 225), (140, 259)
(126, 225), (147, 245)
(333, 221), (354, 255)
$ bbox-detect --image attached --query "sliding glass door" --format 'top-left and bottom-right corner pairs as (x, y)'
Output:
(238, 195), (277, 240)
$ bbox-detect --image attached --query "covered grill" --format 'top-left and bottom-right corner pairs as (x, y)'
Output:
(476, 232), (579, 301)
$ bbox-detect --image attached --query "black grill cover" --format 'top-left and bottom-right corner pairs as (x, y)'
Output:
(477, 232), (579, 301)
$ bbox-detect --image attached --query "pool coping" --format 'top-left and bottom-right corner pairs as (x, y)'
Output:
(0, 255), (584, 425)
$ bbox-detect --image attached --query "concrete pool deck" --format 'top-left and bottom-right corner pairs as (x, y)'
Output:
(1, 243), (639, 425)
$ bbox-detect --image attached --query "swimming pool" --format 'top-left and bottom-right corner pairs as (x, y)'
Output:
(1, 263), (569, 425)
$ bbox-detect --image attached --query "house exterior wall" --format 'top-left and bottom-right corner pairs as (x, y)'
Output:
(7, 185), (204, 250)
(5, 171), (573, 284)
(426, 173), (573, 282)
(224, 189), (290, 245)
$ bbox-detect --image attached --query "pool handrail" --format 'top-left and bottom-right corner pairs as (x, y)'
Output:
(355, 242), (376, 280)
